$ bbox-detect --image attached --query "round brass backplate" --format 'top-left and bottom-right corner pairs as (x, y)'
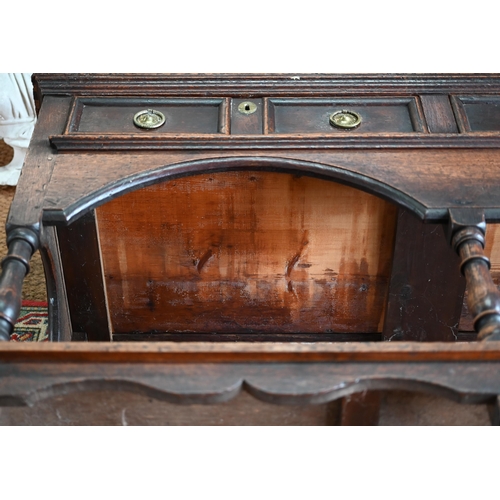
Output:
(238, 101), (258, 115)
(329, 110), (362, 130)
(133, 109), (166, 129)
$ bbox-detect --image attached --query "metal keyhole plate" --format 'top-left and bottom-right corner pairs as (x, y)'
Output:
(329, 110), (362, 130)
(133, 109), (166, 129)
(238, 101), (257, 115)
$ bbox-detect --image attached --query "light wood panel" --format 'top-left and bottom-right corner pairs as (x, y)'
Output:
(95, 171), (397, 336)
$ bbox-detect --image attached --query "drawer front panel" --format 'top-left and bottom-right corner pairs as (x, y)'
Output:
(269, 98), (427, 134)
(67, 98), (227, 134)
(452, 96), (500, 132)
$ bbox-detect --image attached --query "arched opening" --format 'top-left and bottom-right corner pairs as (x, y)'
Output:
(94, 168), (398, 339)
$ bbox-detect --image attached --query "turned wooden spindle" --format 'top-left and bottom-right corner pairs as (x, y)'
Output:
(449, 209), (500, 341)
(0, 227), (39, 341)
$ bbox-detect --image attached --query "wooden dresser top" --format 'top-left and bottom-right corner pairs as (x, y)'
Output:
(9, 73), (500, 230)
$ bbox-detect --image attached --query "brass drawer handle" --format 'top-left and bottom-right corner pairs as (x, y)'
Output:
(329, 110), (362, 130)
(133, 109), (166, 129)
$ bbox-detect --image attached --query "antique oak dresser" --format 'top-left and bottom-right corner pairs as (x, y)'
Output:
(1, 74), (500, 425)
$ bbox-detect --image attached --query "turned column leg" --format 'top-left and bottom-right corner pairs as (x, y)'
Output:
(0, 227), (39, 341)
(448, 209), (500, 341)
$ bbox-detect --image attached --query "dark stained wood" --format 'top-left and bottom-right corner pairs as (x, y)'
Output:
(3, 73), (500, 425)
(2, 340), (500, 364)
(419, 95), (459, 133)
(230, 99), (263, 134)
(339, 391), (381, 426)
(56, 211), (110, 341)
(27, 75), (500, 231)
(459, 223), (500, 332)
(452, 96), (500, 132)
(95, 172), (396, 337)
(32, 74), (500, 102)
(112, 332), (383, 342)
(0, 387), (490, 426)
(0, 228), (39, 341)
(38, 226), (72, 341)
(39, 149), (500, 227)
(68, 98), (225, 135)
(2, 342), (500, 409)
(268, 97), (426, 134)
(464, 98), (500, 132)
(0, 389), (342, 426)
(7, 96), (71, 230)
(48, 133), (500, 151)
(449, 208), (500, 340)
(383, 209), (465, 341)
(487, 395), (500, 425)
(379, 389), (490, 425)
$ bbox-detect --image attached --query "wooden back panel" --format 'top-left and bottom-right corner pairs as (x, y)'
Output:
(95, 171), (397, 337)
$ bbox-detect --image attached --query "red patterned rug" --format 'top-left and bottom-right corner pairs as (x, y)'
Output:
(10, 301), (49, 342)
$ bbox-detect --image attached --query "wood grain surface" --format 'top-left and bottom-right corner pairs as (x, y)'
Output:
(460, 224), (500, 331)
(1, 340), (500, 363)
(40, 149), (500, 226)
(1, 345), (500, 409)
(95, 171), (397, 336)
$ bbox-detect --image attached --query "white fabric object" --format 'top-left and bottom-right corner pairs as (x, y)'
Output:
(0, 73), (36, 185)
